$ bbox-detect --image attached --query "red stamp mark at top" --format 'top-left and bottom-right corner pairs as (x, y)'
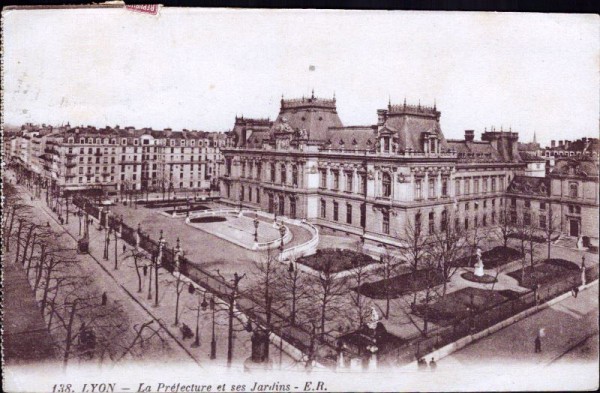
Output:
(125, 4), (159, 15)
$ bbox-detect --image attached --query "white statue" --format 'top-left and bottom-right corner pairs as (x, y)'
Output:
(367, 306), (380, 330)
(474, 247), (484, 277)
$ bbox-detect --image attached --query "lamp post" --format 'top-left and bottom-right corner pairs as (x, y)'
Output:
(279, 225), (286, 255)
(103, 219), (111, 260)
(155, 230), (165, 307)
(210, 295), (217, 359)
(192, 292), (209, 348)
(253, 217), (259, 243)
(173, 237), (183, 325)
(114, 215), (119, 270)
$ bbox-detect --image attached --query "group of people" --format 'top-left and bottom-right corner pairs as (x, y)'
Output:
(418, 357), (436, 371)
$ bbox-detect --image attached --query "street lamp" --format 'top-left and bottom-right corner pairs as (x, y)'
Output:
(253, 217), (260, 243)
(279, 225), (286, 254)
(155, 230), (165, 307)
(191, 291), (209, 348)
(210, 295), (217, 359)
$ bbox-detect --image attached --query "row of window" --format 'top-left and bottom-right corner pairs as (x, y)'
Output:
(66, 137), (213, 148)
(319, 169), (368, 194)
(320, 200), (361, 225)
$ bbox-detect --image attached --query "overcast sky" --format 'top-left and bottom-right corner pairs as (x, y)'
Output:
(3, 8), (598, 146)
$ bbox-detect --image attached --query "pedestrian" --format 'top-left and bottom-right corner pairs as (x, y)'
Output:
(418, 358), (427, 371)
(46, 221), (50, 227)
(143, 265), (148, 276)
(572, 287), (579, 298)
(101, 292), (107, 306)
(429, 357), (437, 371)
(123, 244), (127, 253)
(535, 335), (542, 352)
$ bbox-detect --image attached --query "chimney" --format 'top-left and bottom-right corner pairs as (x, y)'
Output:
(465, 130), (475, 142)
(565, 140), (571, 149)
(551, 140), (556, 148)
(558, 140), (563, 147)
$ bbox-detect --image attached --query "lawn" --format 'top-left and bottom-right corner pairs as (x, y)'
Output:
(296, 249), (377, 273)
(412, 287), (522, 323)
(453, 246), (523, 269)
(356, 269), (446, 299)
(507, 258), (580, 289)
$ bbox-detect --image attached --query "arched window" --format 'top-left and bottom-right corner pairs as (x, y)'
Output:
(415, 212), (422, 234)
(270, 163), (276, 182)
(382, 172), (392, 197)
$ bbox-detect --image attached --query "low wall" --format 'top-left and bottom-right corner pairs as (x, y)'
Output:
(184, 209), (293, 251)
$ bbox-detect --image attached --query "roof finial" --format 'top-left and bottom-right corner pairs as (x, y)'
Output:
(532, 130), (536, 143)
(403, 97), (406, 108)
(433, 98), (436, 110)
(333, 91), (336, 101)
(311, 89), (315, 99)
(388, 95), (391, 109)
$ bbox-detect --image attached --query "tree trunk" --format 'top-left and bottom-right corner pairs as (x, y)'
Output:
(14, 220), (24, 264)
(40, 261), (54, 312)
(21, 225), (36, 266)
(25, 233), (37, 274)
(5, 207), (16, 251)
(63, 301), (78, 369)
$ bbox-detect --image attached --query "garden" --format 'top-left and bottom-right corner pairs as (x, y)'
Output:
(296, 249), (377, 273)
(163, 204), (209, 214)
(189, 216), (228, 224)
(507, 258), (580, 289)
(356, 269), (446, 299)
(411, 287), (523, 324)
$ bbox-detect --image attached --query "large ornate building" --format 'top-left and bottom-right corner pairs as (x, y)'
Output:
(220, 93), (526, 252)
(5, 124), (232, 197)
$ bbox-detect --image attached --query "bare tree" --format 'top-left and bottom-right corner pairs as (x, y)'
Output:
(542, 203), (560, 260)
(428, 223), (466, 297)
(402, 215), (429, 306)
(123, 247), (151, 293)
(497, 203), (516, 249)
(347, 243), (373, 328)
(305, 254), (349, 338)
(275, 254), (310, 327)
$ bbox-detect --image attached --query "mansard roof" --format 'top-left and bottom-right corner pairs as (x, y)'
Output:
(446, 140), (502, 163)
(272, 94), (343, 141)
(324, 126), (377, 150)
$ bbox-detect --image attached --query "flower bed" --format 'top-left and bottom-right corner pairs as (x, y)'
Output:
(461, 271), (497, 284)
(453, 246), (523, 269)
(356, 269), (446, 299)
(189, 216), (227, 224)
(507, 258), (580, 289)
(296, 249), (377, 274)
(164, 205), (209, 214)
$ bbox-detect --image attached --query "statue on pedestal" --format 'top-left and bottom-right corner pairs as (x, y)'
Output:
(474, 247), (484, 277)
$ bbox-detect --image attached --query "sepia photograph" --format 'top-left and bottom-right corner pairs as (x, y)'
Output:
(1, 5), (598, 392)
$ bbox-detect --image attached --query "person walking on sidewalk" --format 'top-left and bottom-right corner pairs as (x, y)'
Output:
(534, 334), (542, 353)
(429, 357), (437, 371)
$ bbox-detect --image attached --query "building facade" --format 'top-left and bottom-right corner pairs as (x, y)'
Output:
(220, 94), (525, 251)
(506, 158), (599, 248)
(6, 124), (232, 198)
